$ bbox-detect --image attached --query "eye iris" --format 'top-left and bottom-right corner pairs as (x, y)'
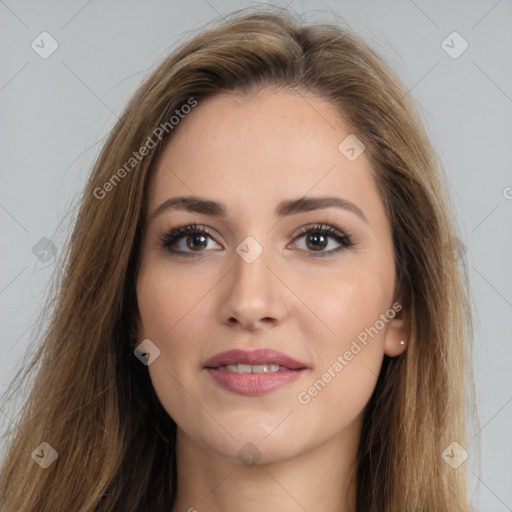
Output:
(307, 233), (327, 251)
(186, 234), (207, 250)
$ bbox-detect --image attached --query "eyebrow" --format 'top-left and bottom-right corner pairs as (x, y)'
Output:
(150, 195), (368, 224)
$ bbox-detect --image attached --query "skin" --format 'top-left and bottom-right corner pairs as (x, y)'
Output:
(135, 87), (409, 512)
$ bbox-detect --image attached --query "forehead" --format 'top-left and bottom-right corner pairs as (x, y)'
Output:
(147, 89), (385, 227)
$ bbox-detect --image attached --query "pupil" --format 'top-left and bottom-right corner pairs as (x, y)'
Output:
(307, 234), (327, 250)
(187, 234), (207, 250)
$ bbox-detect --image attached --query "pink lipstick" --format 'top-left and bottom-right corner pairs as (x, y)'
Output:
(203, 348), (308, 396)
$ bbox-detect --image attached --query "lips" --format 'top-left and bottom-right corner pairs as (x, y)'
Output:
(203, 348), (308, 370)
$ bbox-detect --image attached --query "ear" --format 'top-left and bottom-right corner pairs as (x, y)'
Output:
(383, 302), (409, 357)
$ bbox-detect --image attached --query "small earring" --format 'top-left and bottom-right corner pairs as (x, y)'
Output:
(400, 340), (406, 345)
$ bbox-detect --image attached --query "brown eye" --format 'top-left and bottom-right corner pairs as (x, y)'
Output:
(159, 222), (355, 259)
(159, 223), (221, 257)
(305, 233), (329, 251)
(185, 233), (208, 251)
(292, 223), (355, 258)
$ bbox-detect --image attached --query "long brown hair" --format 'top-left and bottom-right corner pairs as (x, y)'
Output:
(0, 6), (475, 511)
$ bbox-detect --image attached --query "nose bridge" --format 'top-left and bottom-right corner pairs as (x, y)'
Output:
(232, 236), (273, 302)
(219, 233), (285, 329)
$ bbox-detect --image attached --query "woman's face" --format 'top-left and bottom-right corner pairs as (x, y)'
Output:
(136, 88), (408, 464)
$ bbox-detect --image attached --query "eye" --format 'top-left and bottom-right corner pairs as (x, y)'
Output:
(159, 221), (355, 258)
(159, 222), (221, 257)
(290, 223), (355, 258)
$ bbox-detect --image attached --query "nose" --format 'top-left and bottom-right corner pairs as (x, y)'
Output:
(218, 241), (288, 333)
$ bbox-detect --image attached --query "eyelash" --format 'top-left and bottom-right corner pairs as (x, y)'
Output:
(158, 221), (355, 259)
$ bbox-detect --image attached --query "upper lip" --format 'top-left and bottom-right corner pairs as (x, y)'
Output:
(203, 349), (308, 370)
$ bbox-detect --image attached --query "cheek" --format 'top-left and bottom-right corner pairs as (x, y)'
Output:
(136, 260), (215, 342)
(295, 269), (391, 408)
(136, 265), (214, 416)
(300, 265), (393, 349)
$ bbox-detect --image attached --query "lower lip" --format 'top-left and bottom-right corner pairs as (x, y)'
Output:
(205, 368), (305, 396)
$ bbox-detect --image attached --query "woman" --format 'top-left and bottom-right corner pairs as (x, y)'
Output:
(0, 6), (475, 511)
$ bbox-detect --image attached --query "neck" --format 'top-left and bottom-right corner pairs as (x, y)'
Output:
(171, 421), (360, 512)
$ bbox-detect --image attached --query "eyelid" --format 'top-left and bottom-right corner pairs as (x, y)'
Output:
(158, 222), (221, 252)
(288, 222), (355, 256)
(159, 220), (355, 258)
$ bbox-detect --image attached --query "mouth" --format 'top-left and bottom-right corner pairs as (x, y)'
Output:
(203, 348), (308, 370)
(213, 363), (296, 373)
(203, 348), (309, 396)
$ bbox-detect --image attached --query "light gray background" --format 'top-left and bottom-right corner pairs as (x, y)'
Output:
(1, 1), (511, 510)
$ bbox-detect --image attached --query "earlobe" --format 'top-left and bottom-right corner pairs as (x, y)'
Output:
(383, 307), (409, 357)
